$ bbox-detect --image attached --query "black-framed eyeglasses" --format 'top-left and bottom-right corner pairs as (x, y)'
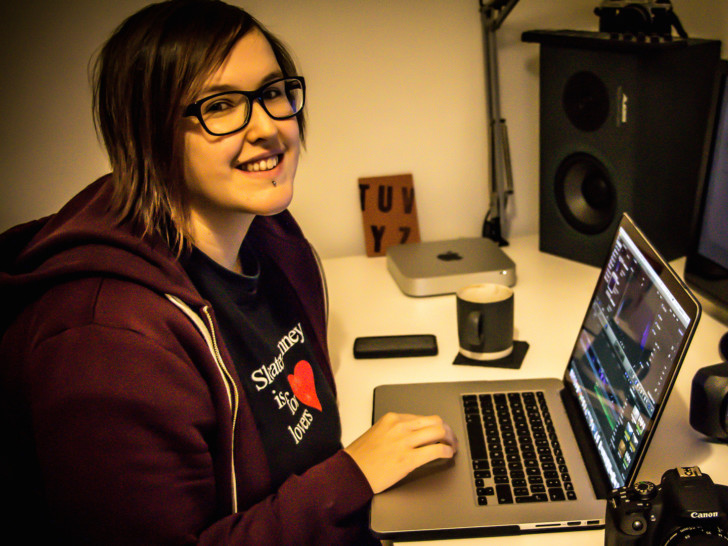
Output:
(183, 76), (305, 136)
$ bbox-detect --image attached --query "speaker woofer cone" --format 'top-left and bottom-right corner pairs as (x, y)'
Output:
(555, 153), (616, 234)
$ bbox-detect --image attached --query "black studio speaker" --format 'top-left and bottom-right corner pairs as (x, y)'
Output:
(523, 31), (720, 266)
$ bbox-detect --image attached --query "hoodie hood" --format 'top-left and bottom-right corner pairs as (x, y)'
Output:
(0, 175), (327, 355)
(0, 176), (202, 332)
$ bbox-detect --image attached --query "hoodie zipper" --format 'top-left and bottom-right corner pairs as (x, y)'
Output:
(165, 294), (239, 513)
(308, 241), (329, 326)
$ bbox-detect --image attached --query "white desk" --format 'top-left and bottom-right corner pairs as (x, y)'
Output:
(323, 234), (728, 545)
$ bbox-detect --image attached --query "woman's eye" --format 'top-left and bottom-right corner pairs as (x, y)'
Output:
(261, 87), (283, 101)
(203, 100), (234, 115)
(201, 94), (245, 116)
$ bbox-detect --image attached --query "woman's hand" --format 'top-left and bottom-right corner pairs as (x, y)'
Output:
(344, 412), (458, 494)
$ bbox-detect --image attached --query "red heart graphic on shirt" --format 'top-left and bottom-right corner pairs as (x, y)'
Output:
(288, 360), (322, 411)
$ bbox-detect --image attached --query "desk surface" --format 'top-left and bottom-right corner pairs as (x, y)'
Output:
(323, 234), (728, 545)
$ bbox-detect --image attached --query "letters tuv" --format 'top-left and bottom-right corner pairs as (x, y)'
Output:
(358, 173), (421, 257)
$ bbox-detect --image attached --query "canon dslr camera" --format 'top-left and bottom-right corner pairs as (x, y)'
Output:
(605, 467), (728, 545)
(594, 0), (683, 37)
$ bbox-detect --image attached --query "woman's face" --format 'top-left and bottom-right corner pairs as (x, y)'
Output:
(182, 28), (301, 230)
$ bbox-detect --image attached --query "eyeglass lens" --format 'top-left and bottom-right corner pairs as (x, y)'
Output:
(200, 78), (304, 135)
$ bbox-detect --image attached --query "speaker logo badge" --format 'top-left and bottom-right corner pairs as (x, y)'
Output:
(618, 86), (629, 126)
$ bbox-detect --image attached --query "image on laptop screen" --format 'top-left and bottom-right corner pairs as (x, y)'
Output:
(565, 225), (694, 490)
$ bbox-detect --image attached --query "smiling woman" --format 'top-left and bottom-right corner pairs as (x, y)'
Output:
(0, 1), (456, 544)
(181, 28), (302, 271)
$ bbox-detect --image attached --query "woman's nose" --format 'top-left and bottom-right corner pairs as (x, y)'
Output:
(244, 99), (278, 142)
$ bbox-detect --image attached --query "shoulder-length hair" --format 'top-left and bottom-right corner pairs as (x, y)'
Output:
(91, 0), (305, 253)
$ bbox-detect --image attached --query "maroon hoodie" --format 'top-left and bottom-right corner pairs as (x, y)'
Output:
(0, 176), (377, 545)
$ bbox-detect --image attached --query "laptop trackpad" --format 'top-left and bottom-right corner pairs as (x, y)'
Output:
(391, 456), (457, 490)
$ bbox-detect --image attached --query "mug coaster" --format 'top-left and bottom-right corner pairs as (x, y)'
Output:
(453, 340), (529, 369)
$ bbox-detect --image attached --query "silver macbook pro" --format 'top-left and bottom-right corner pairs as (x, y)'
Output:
(370, 214), (701, 540)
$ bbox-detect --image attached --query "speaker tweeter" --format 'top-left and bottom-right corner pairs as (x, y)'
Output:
(562, 70), (609, 133)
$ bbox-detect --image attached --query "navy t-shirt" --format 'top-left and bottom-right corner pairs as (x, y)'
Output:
(182, 243), (342, 488)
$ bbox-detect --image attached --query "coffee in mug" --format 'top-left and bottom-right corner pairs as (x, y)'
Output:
(456, 283), (514, 360)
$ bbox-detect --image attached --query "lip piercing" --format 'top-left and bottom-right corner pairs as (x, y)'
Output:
(272, 180), (277, 187)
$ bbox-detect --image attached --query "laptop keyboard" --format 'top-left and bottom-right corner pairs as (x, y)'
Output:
(462, 391), (577, 506)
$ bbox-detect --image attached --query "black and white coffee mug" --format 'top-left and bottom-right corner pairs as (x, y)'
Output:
(456, 283), (514, 361)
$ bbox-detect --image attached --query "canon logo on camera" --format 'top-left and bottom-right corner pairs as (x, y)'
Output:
(691, 511), (719, 519)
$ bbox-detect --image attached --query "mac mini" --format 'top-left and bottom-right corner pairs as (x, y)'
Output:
(386, 237), (516, 297)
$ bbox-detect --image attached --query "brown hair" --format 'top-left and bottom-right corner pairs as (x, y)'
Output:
(91, 0), (305, 252)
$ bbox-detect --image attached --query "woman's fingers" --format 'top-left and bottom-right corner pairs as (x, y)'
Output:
(404, 417), (458, 450)
(344, 412), (458, 494)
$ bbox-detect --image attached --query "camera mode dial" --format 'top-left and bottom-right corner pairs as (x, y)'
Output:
(633, 480), (658, 501)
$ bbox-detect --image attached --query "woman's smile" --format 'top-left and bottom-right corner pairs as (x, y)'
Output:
(239, 153), (282, 172)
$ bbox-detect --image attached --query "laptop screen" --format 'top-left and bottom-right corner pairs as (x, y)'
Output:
(564, 216), (699, 490)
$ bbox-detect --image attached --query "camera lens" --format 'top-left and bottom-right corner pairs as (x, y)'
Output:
(615, 5), (653, 35)
(662, 526), (728, 545)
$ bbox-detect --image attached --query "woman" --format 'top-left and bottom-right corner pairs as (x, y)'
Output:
(0, 1), (456, 544)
